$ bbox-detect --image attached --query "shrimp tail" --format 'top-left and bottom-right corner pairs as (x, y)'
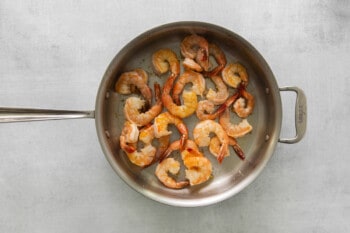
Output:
(217, 143), (229, 164)
(180, 134), (187, 151)
(232, 144), (245, 160)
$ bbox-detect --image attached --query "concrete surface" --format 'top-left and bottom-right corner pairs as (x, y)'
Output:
(0, 0), (349, 232)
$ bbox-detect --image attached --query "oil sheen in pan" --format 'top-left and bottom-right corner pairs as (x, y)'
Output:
(111, 35), (269, 193)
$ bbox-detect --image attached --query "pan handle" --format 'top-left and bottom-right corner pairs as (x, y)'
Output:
(278, 86), (307, 144)
(0, 107), (95, 123)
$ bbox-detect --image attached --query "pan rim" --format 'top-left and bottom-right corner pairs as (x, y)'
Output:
(94, 21), (282, 207)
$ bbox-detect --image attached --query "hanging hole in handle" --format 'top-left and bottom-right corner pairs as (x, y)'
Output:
(278, 87), (307, 144)
(280, 90), (297, 140)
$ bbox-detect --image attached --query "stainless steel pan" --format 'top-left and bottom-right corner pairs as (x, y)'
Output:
(0, 22), (307, 207)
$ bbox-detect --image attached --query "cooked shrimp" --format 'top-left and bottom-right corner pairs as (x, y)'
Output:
(182, 57), (203, 72)
(124, 83), (163, 126)
(233, 88), (255, 118)
(155, 158), (189, 189)
(139, 124), (170, 163)
(184, 156), (212, 186)
(162, 74), (198, 118)
(161, 139), (203, 161)
(205, 43), (227, 77)
(222, 63), (248, 88)
(180, 34), (210, 71)
(124, 124), (158, 167)
(153, 111), (189, 149)
(196, 92), (239, 121)
(126, 144), (157, 167)
(115, 69), (152, 106)
(152, 48), (180, 77)
(209, 136), (245, 160)
(172, 70), (205, 105)
(219, 109), (253, 138)
(206, 75), (229, 105)
(193, 120), (230, 163)
(120, 121), (139, 153)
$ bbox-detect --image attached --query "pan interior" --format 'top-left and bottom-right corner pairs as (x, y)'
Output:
(95, 22), (282, 207)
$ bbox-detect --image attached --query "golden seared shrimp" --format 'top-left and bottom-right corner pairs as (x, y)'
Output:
(126, 144), (156, 168)
(172, 70), (205, 105)
(153, 111), (189, 149)
(219, 109), (253, 138)
(222, 63), (248, 88)
(209, 136), (245, 160)
(155, 158), (189, 189)
(125, 124), (158, 167)
(193, 120), (230, 163)
(120, 121), (139, 153)
(152, 48), (180, 77)
(180, 34), (210, 71)
(206, 75), (229, 105)
(124, 83), (163, 126)
(162, 74), (198, 118)
(205, 43), (227, 77)
(115, 69), (152, 106)
(161, 139), (203, 161)
(184, 156), (212, 186)
(233, 88), (255, 118)
(183, 57), (203, 72)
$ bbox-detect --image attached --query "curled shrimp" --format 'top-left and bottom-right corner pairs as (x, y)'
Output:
(184, 156), (212, 186)
(123, 124), (157, 167)
(183, 57), (203, 72)
(172, 70), (205, 105)
(233, 88), (255, 118)
(222, 63), (248, 88)
(153, 111), (189, 149)
(155, 158), (189, 189)
(206, 75), (229, 105)
(205, 43), (227, 77)
(180, 35), (210, 71)
(209, 136), (245, 160)
(115, 69), (152, 106)
(193, 120), (230, 163)
(162, 75), (198, 118)
(196, 91), (239, 121)
(152, 48), (180, 77)
(120, 121), (139, 153)
(219, 109), (253, 138)
(124, 83), (163, 126)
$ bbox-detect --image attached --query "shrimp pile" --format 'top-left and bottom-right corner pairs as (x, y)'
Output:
(115, 34), (255, 189)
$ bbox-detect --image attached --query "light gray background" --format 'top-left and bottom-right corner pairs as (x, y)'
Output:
(1, 0), (349, 232)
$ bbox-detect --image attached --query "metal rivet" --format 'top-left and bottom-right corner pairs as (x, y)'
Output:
(105, 130), (110, 138)
(265, 134), (270, 141)
(265, 88), (270, 94)
(105, 91), (110, 99)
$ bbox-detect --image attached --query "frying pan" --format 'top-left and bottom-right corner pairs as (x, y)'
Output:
(0, 21), (307, 207)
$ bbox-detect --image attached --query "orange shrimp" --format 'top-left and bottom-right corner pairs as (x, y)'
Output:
(153, 111), (189, 149)
(172, 70), (205, 106)
(209, 136), (245, 160)
(222, 63), (249, 88)
(115, 69), (152, 107)
(124, 83), (163, 126)
(205, 43), (227, 77)
(152, 48), (180, 77)
(180, 34), (210, 71)
(206, 75), (229, 105)
(119, 121), (139, 153)
(155, 158), (189, 189)
(233, 87), (255, 118)
(193, 120), (230, 163)
(219, 109), (253, 138)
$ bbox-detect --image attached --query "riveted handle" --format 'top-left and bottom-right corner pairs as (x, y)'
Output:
(0, 107), (95, 123)
(278, 87), (307, 144)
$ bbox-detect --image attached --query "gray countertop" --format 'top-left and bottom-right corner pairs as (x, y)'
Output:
(1, 1), (349, 232)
